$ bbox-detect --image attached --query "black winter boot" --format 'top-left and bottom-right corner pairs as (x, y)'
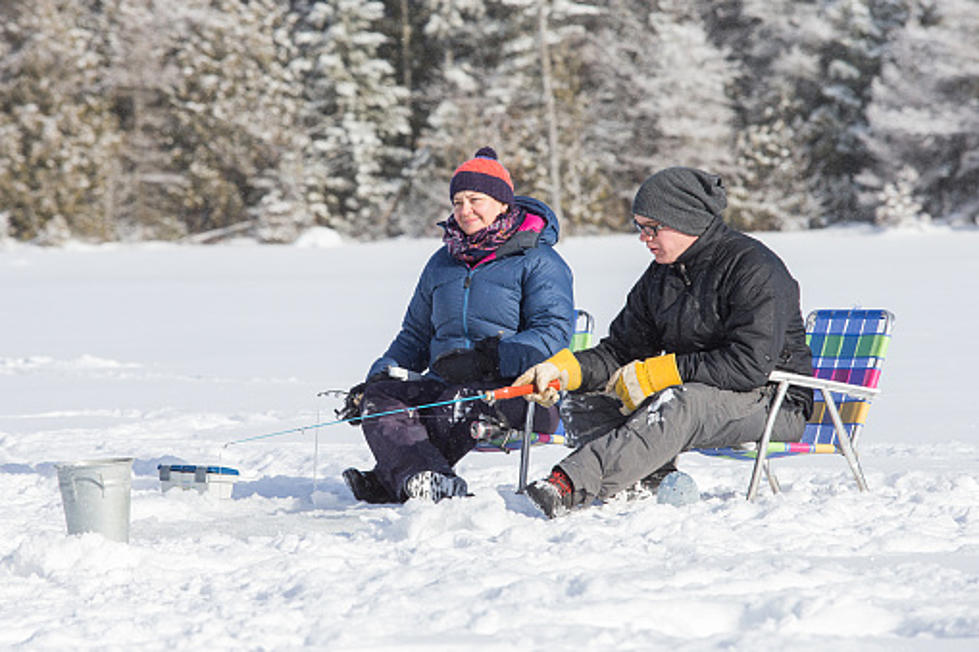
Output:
(525, 468), (576, 518)
(343, 468), (397, 504)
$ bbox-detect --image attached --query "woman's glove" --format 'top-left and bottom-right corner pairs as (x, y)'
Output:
(336, 372), (389, 425)
(431, 337), (500, 384)
(513, 348), (582, 407)
(337, 383), (367, 425)
(605, 353), (682, 414)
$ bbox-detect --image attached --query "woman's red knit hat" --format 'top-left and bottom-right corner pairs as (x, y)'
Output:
(449, 147), (514, 205)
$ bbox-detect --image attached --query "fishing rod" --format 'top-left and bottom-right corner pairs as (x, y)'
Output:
(223, 380), (559, 447)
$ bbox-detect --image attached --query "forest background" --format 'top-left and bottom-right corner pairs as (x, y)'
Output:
(1, 0), (977, 245)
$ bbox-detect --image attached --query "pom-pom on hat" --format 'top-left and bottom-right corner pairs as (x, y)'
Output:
(449, 147), (514, 205)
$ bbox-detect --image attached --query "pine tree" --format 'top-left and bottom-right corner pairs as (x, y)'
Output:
(860, 0), (979, 226)
(575, 1), (739, 231)
(162, 0), (308, 242)
(707, 0), (829, 229)
(403, 0), (603, 234)
(293, 0), (411, 239)
(98, 0), (185, 241)
(706, 0), (913, 228)
(729, 95), (819, 231)
(396, 0), (503, 235)
(0, 0), (122, 242)
(800, 0), (911, 223)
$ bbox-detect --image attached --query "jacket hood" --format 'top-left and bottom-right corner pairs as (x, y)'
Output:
(674, 216), (726, 266)
(513, 195), (560, 246)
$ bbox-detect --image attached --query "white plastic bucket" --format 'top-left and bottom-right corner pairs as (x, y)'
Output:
(56, 457), (134, 543)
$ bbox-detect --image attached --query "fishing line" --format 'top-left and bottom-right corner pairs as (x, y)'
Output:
(221, 381), (555, 448)
(222, 393), (489, 448)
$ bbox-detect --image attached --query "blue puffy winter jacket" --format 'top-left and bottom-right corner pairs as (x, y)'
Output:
(368, 196), (575, 380)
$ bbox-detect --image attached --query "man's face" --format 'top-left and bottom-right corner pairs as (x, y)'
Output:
(633, 215), (698, 264)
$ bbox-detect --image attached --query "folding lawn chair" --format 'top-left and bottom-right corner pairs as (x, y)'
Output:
(474, 308), (595, 492)
(695, 308), (895, 501)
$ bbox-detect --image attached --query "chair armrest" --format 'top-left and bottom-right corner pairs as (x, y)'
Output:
(768, 370), (880, 400)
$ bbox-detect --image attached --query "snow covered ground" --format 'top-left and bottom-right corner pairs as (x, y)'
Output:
(2, 225), (978, 650)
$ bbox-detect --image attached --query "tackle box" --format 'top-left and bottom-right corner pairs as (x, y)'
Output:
(158, 464), (240, 499)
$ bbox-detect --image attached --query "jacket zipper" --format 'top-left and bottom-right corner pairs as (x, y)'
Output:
(676, 262), (692, 288)
(462, 273), (473, 345)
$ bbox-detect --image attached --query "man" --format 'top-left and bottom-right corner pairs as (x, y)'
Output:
(515, 166), (813, 518)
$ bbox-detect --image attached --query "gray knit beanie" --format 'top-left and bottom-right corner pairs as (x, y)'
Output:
(632, 167), (727, 236)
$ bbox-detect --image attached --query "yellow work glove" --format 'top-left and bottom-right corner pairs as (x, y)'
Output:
(513, 348), (582, 407)
(606, 353), (682, 414)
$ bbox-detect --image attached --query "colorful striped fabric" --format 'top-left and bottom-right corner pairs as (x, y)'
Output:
(476, 428), (570, 452)
(697, 308), (894, 461)
(698, 441), (839, 461)
(570, 310), (595, 352)
(803, 308), (893, 447)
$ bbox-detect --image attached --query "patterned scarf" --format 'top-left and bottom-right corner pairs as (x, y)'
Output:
(442, 204), (525, 266)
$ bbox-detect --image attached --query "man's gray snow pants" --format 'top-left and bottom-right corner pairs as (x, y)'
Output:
(557, 383), (806, 502)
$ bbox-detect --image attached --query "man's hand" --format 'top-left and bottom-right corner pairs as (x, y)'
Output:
(513, 348), (582, 407)
(513, 362), (564, 407)
(606, 353), (682, 414)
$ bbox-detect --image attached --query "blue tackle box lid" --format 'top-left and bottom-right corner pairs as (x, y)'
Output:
(157, 464), (240, 476)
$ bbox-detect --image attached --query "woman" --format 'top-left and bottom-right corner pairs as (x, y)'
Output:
(342, 147), (574, 503)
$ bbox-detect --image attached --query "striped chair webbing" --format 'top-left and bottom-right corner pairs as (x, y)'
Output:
(476, 427), (570, 452)
(696, 441), (838, 461)
(570, 309), (595, 352)
(801, 309), (894, 446)
(696, 308), (894, 460)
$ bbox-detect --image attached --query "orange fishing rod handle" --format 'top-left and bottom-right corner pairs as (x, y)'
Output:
(488, 379), (562, 400)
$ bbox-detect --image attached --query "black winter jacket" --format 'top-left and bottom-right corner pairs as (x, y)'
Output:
(577, 218), (813, 415)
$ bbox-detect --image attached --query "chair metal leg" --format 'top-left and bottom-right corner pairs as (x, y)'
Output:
(747, 380), (790, 501)
(516, 401), (536, 493)
(823, 391), (869, 492)
(764, 460), (781, 494)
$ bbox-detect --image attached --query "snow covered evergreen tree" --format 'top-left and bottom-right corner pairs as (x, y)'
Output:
(293, 0), (410, 239)
(0, 0), (122, 242)
(578, 0), (738, 231)
(97, 0), (185, 241)
(401, 0), (603, 234)
(728, 95), (819, 231)
(708, 0), (833, 229)
(797, 0), (911, 223)
(1, 0), (974, 243)
(873, 165), (930, 226)
(860, 0), (979, 226)
(708, 0), (920, 228)
(480, 0), (599, 224)
(162, 0), (308, 242)
(397, 0), (509, 234)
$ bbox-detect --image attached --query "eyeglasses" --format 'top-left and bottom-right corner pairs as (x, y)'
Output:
(633, 219), (664, 238)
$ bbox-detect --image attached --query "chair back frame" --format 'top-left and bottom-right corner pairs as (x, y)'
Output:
(744, 308), (894, 500)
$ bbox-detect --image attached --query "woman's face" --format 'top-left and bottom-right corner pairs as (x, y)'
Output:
(452, 191), (508, 235)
